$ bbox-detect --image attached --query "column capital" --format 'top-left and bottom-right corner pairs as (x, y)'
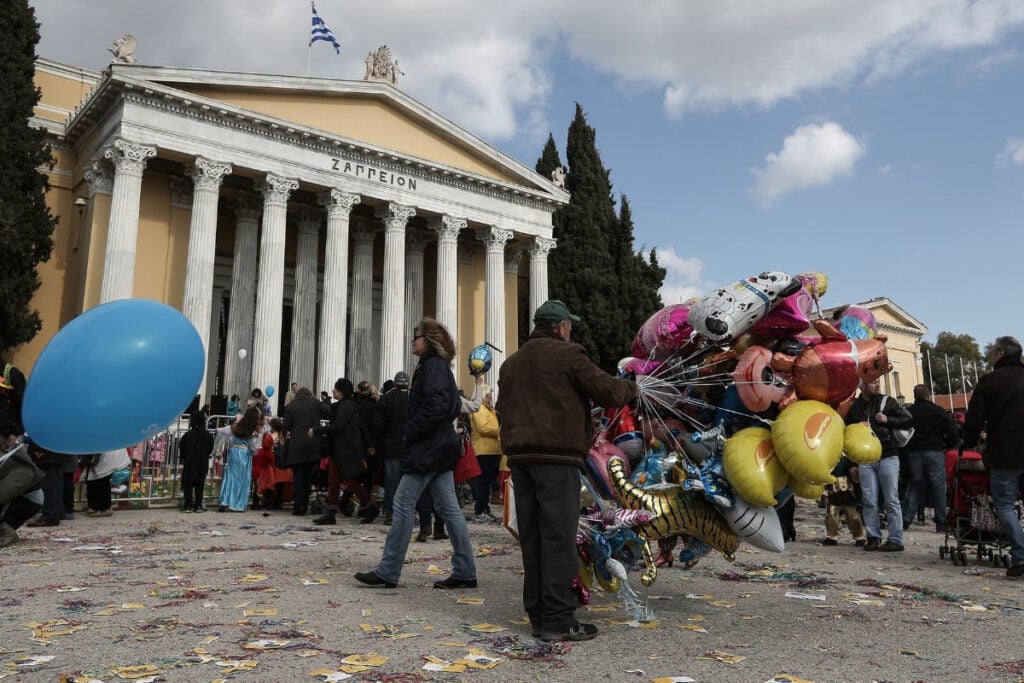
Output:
(188, 157), (232, 192)
(234, 194), (262, 222)
(406, 229), (433, 255)
(84, 160), (114, 196)
(103, 139), (156, 177)
(170, 176), (193, 209)
(528, 235), (557, 260)
(505, 248), (524, 274)
(429, 215), (467, 243)
(257, 173), (299, 207)
(476, 225), (514, 253)
(318, 189), (361, 218)
(375, 202), (416, 231)
(351, 217), (380, 245)
(296, 209), (323, 236)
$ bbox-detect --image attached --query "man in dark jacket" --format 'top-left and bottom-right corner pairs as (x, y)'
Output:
(282, 387), (330, 516)
(0, 359), (26, 451)
(903, 385), (960, 533)
(845, 377), (914, 552)
(497, 300), (637, 643)
(962, 336), (1024, 577)
(374, 371), (410, 525)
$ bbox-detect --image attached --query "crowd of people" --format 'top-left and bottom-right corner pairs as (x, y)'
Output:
(1, 315), (1022, 643)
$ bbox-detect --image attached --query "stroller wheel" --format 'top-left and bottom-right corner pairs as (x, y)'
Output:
(959, 550), (969, 566)
(1002, 554), (1011, 568)
(939, 546), (946, 559)
(951, 551), (959, 565)
(993, 553), (1002, 568)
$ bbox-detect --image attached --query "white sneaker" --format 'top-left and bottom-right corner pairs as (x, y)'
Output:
(475, 512), (499, 524)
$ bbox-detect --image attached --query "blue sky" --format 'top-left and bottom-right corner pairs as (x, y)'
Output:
(34, 1), (1024, 347)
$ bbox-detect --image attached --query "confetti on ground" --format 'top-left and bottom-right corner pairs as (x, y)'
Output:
(697, 651), (747, 664)
(651, 677), (697, 683)
(239, 574), (268, 583)
(456, 597), (484, 605)
(677, 623), (707, 633)
(422, 656), (466, 673)
(112, 664), (164, 679)
(302, 578), (329, 586)
(466, 623), (507, 633)
(9, 655), (56, 667)
(784, 591), (826, 601)
(340, 653), (387, 667)
(309, 669), (355, 681)
(765, 675), (814, 683)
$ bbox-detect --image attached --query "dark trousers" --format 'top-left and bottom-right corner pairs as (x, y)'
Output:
(417, 488), (443, 533)
(2, 495), (42, 529)
(86, 475), (112, 512)
(182, 460), (208, 510)
(63, 471), (76, 515)
(326, 458), (370, 507)
(291, 461), (315, 512)
(511, 463), (581, 634)
(474, 454), (501, 515)
(39, 467), (64, 523)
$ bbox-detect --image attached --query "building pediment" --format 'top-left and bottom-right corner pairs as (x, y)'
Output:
(64, 64), (565, 204)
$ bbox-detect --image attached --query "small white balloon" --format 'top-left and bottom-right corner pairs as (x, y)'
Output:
(238, 349), (247, 360)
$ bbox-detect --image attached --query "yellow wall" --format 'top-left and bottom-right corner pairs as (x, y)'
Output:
(33, 68), (96, 122)
(175, 87), (519, 184)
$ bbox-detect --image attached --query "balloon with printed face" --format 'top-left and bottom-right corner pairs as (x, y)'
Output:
(467, 344), (493, 377)
(631, 303), (695, 360)
(23, 299), (204, 454)
(771, 400), (844, 485)
(771, 320), (892, 405)
(843, 422), (882, 465)
(733, 346), (790, 413)
(722, 427), (789, 507)
(688, 271), (802, 342)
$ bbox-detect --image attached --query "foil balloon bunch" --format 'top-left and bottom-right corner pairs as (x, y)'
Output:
(578, 270), (892, 598)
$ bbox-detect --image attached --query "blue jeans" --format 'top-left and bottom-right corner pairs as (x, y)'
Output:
(904, 450), (947, 529)
(860, 456), (903, 544)
(382, 458), (402, 517)
(374, 470), (476, 584)
(988, 467), (1024, 566)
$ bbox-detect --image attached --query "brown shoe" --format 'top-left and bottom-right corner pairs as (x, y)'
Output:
(878, 541), (904, 552)
(26, 517), (59, 527)
(863, 538), (880, 551)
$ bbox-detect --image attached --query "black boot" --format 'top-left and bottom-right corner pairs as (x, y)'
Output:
(359, 504), (380, 524)
(313, 505), (338, 525)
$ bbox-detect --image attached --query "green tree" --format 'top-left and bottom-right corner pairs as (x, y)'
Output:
(921, 332), (985, 395)
(0, 1), (56, 351)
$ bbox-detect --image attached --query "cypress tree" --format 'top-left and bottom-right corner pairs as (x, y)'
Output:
(548, 104), (619, 369)
(0, 1), (56, 350)
(535, 134), (562, 180)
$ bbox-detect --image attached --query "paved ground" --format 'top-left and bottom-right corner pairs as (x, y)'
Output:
(1, 500), (1022, 683)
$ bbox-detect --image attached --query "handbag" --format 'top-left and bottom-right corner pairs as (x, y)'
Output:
(0, 444), (46, 505)
(826, 475), (860, 506)
(881, 396), (915, 448)
(453, 435), (481, 484)
(501, 476), (519, 540)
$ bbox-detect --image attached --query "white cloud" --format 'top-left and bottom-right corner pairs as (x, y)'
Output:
(753, 122), (865, 205)
(649, 247), (709, 306)
(31, 1), (1024, 142)
(997, 137), (1024, 165)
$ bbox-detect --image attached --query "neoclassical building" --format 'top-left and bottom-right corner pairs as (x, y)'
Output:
(24, 55), (568, 411)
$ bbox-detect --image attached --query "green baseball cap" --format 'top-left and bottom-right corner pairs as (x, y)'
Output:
(533, 299), (581, 325)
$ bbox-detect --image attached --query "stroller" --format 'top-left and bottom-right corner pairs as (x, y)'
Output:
(940, 449), (1019, 568)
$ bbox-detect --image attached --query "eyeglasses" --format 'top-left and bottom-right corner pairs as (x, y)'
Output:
(412, 334), (424, 341)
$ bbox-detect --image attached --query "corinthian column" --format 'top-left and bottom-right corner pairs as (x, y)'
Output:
(181, 158), (232, 399)
(99, 139), (156, 303)
(376, 203), (416, 384)
(223, 196), (261, 401)
(429, 215), (465, 346)
(528, 236), (557, 330)
(405, 231), (432, 375)
(477, 226), (514, 387)
(348, 219), (378, 384)
(289, 211), (321, 391)
(251, 173), (299, 413)
(316, 190), (360, 394)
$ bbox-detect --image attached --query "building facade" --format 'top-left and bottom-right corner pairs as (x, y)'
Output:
(23, 57), (568, 411)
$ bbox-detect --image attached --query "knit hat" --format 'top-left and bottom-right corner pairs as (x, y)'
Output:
(393, 371), (410, 388)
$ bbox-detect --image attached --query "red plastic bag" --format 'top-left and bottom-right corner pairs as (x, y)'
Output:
(453, 437), (481, 484)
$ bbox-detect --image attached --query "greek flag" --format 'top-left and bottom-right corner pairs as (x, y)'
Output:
(310, 2), (341, 54)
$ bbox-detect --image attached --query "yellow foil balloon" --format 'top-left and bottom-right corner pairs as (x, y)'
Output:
(787, 476), (826, 500)
(844, 422), (882, 465)
(723, 427), (789, 507)
(772, 400), (843, 485)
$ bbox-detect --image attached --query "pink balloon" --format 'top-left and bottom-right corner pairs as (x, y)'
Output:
(632, 304), (695, 360)
(751, 287), (813, 338)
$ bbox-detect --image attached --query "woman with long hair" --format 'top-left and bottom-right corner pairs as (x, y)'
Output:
(312, 378), (376, 525)
(218, 406), (261, 512)
(283, 387), (330, 516)
(355, 318), (477, 589)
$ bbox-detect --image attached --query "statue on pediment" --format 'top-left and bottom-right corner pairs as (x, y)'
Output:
(550, 165), (566, 189)
(363, 45), (403, 85)
(108, 34), (137, 64)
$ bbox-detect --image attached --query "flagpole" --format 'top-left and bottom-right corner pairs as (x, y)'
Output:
(307, 1), (313, 77)
(944, 355), (954, 411)
(926, 349), (934, 397)
(959, 356), (968, 399)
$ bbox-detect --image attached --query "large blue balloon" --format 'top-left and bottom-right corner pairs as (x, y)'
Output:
(23, 299), (204, 454)
(265, 385), (275, 398)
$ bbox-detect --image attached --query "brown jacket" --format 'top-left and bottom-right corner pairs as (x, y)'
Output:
(497, 328), (637, 469)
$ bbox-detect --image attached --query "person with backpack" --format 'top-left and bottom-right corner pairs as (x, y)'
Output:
(845, 377), (914, 552)
(178, 411), (213, 512)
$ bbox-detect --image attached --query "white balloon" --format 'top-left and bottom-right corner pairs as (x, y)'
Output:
(238, 349), (247, 360)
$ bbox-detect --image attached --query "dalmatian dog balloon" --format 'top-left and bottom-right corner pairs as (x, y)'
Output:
(688, 271), (802, 342)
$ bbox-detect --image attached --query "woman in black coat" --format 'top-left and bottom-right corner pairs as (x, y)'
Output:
(311, 378), (375, 525)
(282, 387), (329, 516)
